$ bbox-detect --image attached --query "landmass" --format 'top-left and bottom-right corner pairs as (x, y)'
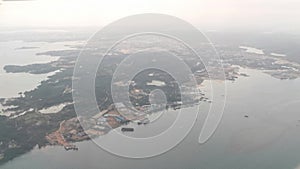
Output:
(1, 32), (300, 165)
(15, 46), (39, 50)
(4, 64), (57, 74)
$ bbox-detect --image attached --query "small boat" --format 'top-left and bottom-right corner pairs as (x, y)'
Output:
(137, 119), (150, 125)
(121, 127), (134, 132)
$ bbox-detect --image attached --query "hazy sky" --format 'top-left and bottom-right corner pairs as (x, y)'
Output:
(0, 0), (299, 32)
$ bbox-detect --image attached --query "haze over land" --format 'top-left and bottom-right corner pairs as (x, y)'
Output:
(0, 0), (300, 33)
(0, 0), (300, 169)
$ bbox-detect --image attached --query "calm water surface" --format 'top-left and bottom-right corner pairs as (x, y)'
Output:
(0, 41), (78, 98)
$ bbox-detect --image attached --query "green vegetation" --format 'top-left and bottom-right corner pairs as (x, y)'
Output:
(4, 64), (58, 74)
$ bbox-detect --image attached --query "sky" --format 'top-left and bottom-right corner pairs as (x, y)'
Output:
(0, 0), (299, 32)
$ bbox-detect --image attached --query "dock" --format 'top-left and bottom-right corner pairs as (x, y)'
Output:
(64, 145), (78, 151)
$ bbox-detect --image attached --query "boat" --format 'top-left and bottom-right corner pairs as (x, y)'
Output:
(137, 119), (150, 125)
(121, 127), (134, 132)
